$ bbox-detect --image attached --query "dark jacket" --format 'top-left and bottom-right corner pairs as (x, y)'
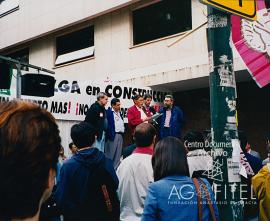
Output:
(244, 152), (263, 174)
(55, 148), (118, 213)
(159, 106), (184, 139)
(106, 107), (124, 141)
(85, 101), (107, 141)
(242, 153), (262, 219)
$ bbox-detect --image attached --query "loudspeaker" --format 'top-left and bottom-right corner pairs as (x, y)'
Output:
(0, 62), (12, 89)
(21, 74), (56, 97)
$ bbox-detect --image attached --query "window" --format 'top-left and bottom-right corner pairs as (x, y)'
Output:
(55, 26), (94, 66)
(0, 0), (19, 18)
(132, 0), (192, 45)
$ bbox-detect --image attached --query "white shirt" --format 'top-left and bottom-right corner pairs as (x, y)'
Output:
(136, 106), (147, 121)
(113, 110), (125, 133)
(117, 153), (153, 221)
(187, 149), (213, 177)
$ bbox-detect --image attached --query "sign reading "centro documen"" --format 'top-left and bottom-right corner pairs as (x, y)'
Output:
(201, 0), (257, 20)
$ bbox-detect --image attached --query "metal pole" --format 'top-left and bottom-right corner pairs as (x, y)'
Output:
(0, 55), (55, 98)
(207, 7), (243, 221)
(0, 55), (55, 75)
(15, 64), (22, 99)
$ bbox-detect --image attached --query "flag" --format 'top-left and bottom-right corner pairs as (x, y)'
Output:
(231, 0), (270, 88)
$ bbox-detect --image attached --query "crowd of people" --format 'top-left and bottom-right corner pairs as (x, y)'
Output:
(0, 94), (269, 221)
(84, 92), (184, 166)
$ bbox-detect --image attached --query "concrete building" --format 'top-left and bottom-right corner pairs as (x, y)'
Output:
(0, 0), (269, 156)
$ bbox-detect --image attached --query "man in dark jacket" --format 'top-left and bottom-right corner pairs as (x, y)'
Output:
(159, 95), (184, 139)
(55, 122), (119, 221)
(105, 98), (125, 170)
(85, 92), (108, 152)
(239, 131), (262, 221)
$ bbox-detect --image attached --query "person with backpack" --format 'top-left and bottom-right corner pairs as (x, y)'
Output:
(142, 137), (219, 221)
(55, 122), (120, 221)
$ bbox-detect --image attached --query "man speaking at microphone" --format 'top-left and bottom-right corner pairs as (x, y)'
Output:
(159, 95), (184, 139)
(123, 94), (152, 158)
(127, 94), (151, 136)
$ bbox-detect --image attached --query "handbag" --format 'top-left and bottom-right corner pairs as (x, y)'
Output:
(193, 178), (217, 221)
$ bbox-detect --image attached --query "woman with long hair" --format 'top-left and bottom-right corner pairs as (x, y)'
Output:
(142, 136), (219, 221)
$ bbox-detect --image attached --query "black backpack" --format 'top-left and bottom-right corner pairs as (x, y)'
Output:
(64, 162), (120, 221)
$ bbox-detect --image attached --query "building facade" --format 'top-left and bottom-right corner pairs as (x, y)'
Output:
(0, 0), (269, 156)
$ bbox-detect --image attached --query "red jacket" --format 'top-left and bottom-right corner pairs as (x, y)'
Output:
(127, 105), (144, 135)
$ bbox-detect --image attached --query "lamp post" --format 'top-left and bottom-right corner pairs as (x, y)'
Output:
(207, 7), (243, 221)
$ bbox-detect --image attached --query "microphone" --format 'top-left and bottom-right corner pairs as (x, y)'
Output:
(152, 119), (158, 125)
